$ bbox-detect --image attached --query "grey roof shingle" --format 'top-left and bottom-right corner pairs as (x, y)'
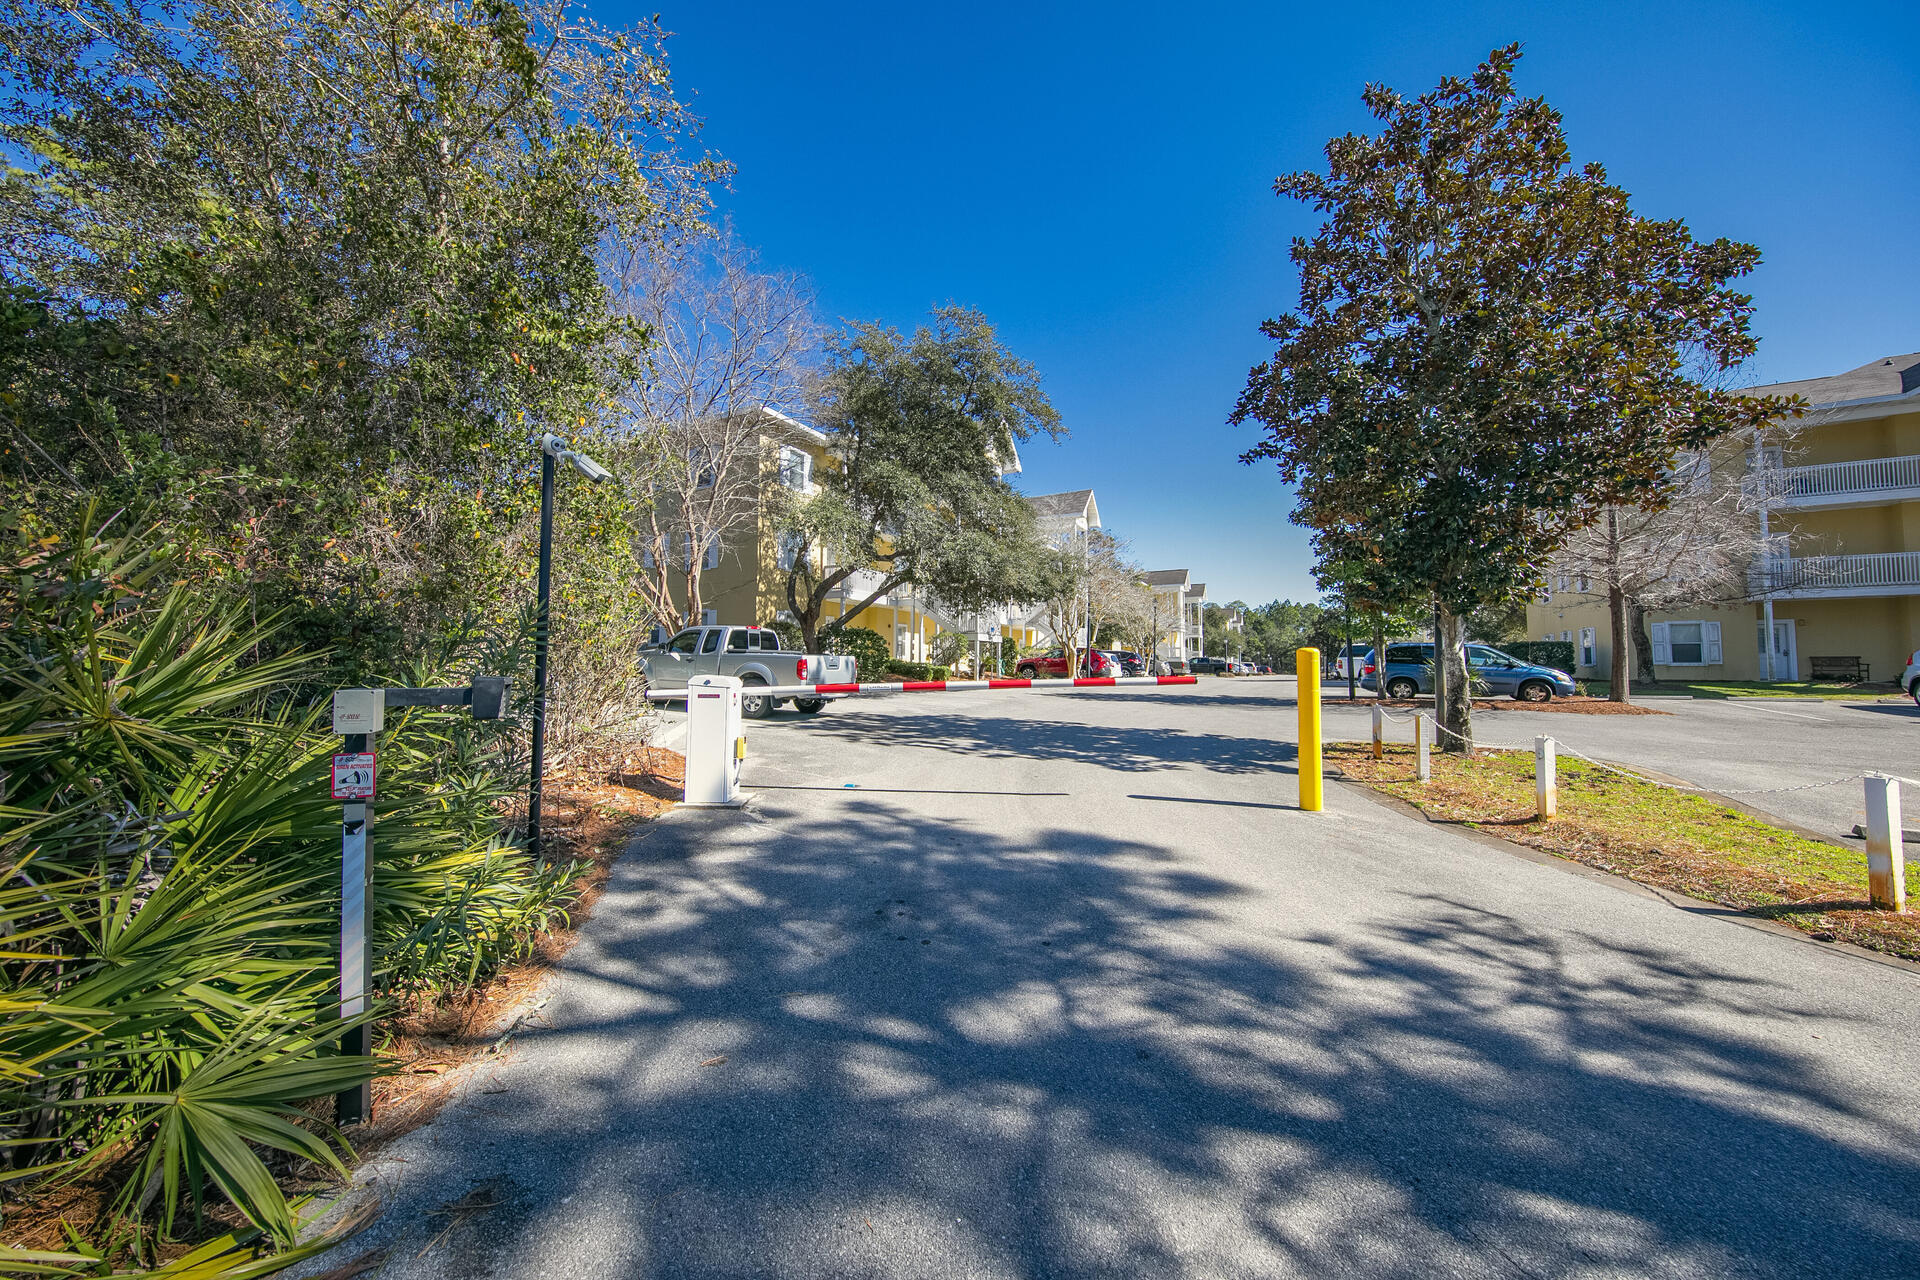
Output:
(1142, 569), (1190, 587)
(1024, 489), (1096, 518)
(1743, 353), (1920, 409)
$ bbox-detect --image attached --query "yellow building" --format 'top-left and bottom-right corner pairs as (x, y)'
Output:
(677, 409), (1048, 659)
(1528, 351), (1920, 683)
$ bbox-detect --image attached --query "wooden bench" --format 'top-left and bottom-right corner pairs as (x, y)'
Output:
(1808, 656), (1869, 683)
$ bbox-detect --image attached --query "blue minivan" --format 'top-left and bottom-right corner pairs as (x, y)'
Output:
(1359, 642), (1577, 702)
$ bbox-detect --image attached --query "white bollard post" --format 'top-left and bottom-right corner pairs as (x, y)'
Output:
(1415, 713), (1431, 783)
(683, 675), (747, 807)
(1371, 703), (1384, 761)
(1535, 736), (1557, 820)
(1865, 773), (1906, 912)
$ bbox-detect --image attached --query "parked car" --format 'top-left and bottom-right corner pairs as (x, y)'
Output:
(1331, 644), (1368, 680)
(1015, 646), (1124, 679)
(638, 625), (857, 719)
(1903, 647), (1920, 706)
(1360, 642), (1576, 702)
(1113, 650), (1148, 677)
(1230, 659), (1255, 675)
(1159, 657), (1190, 677)
(1190, 655), (1230, 675)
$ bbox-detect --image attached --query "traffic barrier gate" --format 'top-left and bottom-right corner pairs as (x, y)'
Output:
(650, 673), (1200, 804)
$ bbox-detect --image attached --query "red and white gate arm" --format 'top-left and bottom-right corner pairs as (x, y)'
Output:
(645, 675), (1198, 700)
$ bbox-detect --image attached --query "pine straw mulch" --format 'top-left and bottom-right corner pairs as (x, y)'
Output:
(356, 747), (684, 1152)
(1319, 695), (1669, 716)
(1, 749), (684, 1266)
(1328, 743), (1920, 964)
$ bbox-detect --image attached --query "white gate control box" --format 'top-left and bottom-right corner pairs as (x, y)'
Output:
(684, 674), (745, 806)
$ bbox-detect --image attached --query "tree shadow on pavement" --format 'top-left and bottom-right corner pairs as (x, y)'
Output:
(790, 708), (1300, 775)
(325, 801), (1920, 1279)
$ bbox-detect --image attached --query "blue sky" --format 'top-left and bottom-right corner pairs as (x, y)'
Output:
(635, 1), (1918, 606)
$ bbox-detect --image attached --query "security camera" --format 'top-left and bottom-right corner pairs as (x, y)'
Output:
(567, 450), (612, 483)
(539, 432), (569, 459)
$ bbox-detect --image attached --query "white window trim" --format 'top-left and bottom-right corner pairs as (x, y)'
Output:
(1579, 627), (1595, 668)
(1650, 619), (1721, 667)
(703, 534), (722, 571)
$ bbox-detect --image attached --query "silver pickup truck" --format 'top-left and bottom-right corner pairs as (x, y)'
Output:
(638, 625), (857, 719)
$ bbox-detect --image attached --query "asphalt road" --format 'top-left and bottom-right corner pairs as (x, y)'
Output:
(309, 681), (1920, 1278)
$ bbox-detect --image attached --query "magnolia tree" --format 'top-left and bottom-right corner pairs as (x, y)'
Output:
(1232, 45), (1789, 750)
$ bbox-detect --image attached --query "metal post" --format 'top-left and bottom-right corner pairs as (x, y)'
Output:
(1535, 735), (1557, 821)
(1296, 647), (1323, 812)
(1431, 597), (1445, 722)
(1756, 441), (1777, 683)
(1082, 529), (1094, 676)
(528, 448), (555, 855)
(337, 730), (373, 1125)
(1345, 601), (1356, 701)
(1371, 702), (1384, 761)
(1865, 774), (1906, 912)
(1415, 714), (1431, 782)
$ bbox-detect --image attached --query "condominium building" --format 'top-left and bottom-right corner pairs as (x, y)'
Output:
(1528, 351), (1920, 682)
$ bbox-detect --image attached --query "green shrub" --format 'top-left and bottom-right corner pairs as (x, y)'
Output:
(884, 660), (952, 681)
(0, 508), (577, 1253)
(823, 625), (891, 681)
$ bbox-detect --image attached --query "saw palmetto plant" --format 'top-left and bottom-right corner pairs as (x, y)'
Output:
(0, 509), (576, 1264)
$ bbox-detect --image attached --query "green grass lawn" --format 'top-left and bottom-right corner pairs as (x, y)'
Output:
(1328, 743), (1919, 961)
(1581, 678), (1907, 701)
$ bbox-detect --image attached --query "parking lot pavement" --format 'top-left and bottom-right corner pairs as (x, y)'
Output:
(1303, 684), (1920, 845)
(305, 681), (1920, 1279)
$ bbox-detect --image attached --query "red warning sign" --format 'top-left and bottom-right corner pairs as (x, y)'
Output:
(331, 753), (376, 800)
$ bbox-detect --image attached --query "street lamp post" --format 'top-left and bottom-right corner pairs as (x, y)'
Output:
(528, 433), (611, 856)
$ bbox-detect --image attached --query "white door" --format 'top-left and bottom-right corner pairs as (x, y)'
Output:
(1757, 619), (1797, 680)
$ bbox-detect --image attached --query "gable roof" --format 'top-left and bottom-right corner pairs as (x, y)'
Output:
(1142, 569), (1190, 587)
(758, 407), (829, 447)
(1744, 353), (1920, 411)
(1186, 583), (1207, 599)
(1024, 489), (1096, 519)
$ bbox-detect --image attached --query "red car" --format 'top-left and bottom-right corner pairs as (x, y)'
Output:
(1015, 646), (1123, 679)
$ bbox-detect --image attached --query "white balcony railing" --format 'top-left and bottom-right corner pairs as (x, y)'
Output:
(1744, 454), (1920, 507)
(1751, 551), (1920, 598)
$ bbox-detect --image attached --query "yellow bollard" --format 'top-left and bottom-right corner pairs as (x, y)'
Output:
(1296, 647), (1323, 812)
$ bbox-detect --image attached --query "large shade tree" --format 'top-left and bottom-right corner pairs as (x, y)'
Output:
(1, 0), (721, 663)
(779, 307), (1066, 649)
(1232, 44), (1789, 749)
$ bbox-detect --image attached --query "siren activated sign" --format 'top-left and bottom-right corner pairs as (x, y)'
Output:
(331, 753), (376, 800)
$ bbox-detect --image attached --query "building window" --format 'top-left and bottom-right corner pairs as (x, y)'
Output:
(1574, 573), (1590, 593)
(1579, 627), (1595, 668)
(1561, 630), (1571, 643)
(701, 608), (718, 626)
(778, 446), (812, 491)
(777, 530), (805, 570)
(640, 541), (656, 569)
(1651, 620), (1721, 666)
(691, 447), (716, 489)
(703, 535), (721, 570)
